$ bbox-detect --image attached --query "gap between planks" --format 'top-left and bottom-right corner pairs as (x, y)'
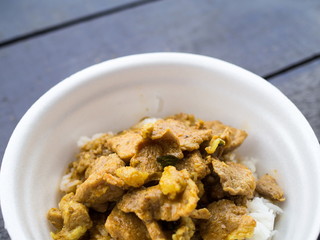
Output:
(0, 0), (161, 48)
(263, 53), (320, 80)
(1, 0), (319, 83)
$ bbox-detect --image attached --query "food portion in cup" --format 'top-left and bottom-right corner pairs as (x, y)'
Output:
(47, 113), (285, 240)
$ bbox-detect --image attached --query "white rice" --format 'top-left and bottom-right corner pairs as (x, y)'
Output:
(134, 117), (160, 129)
(241, 157), (258, 177)
(226, 153), (283, 239)
(60, 169), (82, 192)
(247, 197), (283, 240)
(242, 157), (282, 240)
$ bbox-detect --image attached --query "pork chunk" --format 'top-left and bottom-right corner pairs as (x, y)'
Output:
(74, 154), (126, 211)
(49, 193), (92, 240)
(71, 152), (96, 180)
(212, 159), (256, 198)
(80, 133), (113, 156)
(118, 171), (199, 222)
(85, 154), (125, 178)
(130, 141), (163, 176)
(106, 131), (144, 161)
(130, 130), (183, 176)
(47, 208), (63, 230)
(74, 173), (125, 211)
(199, 199), (256, 240)
(203, 121), (247, 153)
(117, 186), (163, 222)
(105, 207), (151, 240)
(71, 134), (113, 180)
(175, 151), (210, 180)
(189, 208), (211, 220)
(152, 119), (212, 151)
(256, 174), (285, 201)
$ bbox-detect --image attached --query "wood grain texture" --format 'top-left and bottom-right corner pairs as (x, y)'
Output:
(1, 0), (320, 239)
(0, 0), (137, 43)
(270, 60), (320, 141)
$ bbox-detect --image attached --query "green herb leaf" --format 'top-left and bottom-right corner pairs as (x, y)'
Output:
(157, 155), (180, 168)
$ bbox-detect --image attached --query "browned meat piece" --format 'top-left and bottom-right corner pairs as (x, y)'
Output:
(105, 207), (151, 240)
(145, 221), (170, 240)
(47, 208), (63, 230)
(203, 121), (247, 153)
(106, 131), (144, 161)
(256, 174), (285, 201)
(117, 186), (162, 222)
(166, 113), (196, 126)
(80, 133), (113, 156)
(212, 159), (256, 198)
(172, 217), (196, 240)
(154, 129), (184, 158)
(189, 208), (211, 219)
(74, 154), (126, 211)
(152, 119), (212, 151)
(199, 199), (256, 240)
(176, 151), (210, 181)
(71, 134), (113, 180)
(118, 169), (199, 222)
(130, 130), (183, 176)
(49, 193), (92, 240)
(74, 173), (125, 211)
(130, 141), (163, 175)
(72, 152), (96, 180)
(85, 154), (125, 179)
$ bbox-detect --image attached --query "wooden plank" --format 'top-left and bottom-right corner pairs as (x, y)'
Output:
(270, 60), (320, 141)
(1, 0), (320, 160)
(0, 0), (138, 43)
(0, 208), (9, 240)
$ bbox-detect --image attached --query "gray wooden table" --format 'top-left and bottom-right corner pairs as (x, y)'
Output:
(1, 0), (319, 239)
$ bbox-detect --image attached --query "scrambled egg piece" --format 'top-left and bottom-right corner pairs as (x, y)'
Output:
(115, 166), (149, 187)
(159, 166), (188, 200)
(227, 215), (256, 240)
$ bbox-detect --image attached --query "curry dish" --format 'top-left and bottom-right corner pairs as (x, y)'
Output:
(47, 113), (285, 240)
